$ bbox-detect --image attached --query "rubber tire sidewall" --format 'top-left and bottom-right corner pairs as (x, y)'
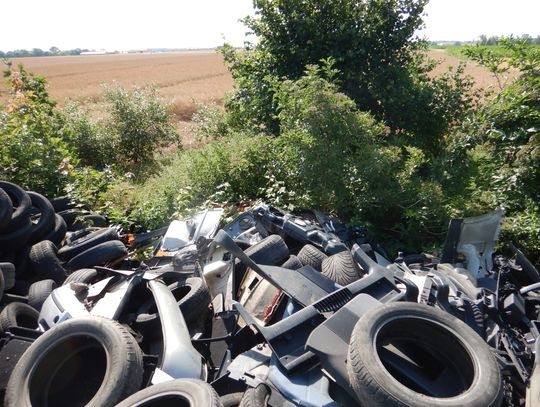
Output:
(58, 227), (119, 261)
(0, 181), (31, 233)
(65, 240), (127, 271)
(63, 268), (99, 285)
(28, 279), (57, 311)
(27, 191), (56, 244)
(42, 213), (67, 247)
(346, 302), (502, 407)
(0, 187), (13, 230)
(5, 316), (144, 407)
(0, 302), (39, 333)
(116, 378), (222, 407)
(135, 277), (211, 332)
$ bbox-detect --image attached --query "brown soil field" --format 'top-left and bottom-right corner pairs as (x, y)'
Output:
(1, 49), (498, 139)
(426, 49), (501, 90)
(0, 51), (235, 136)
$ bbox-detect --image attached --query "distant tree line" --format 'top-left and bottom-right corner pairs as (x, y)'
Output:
(478, 34), (540, 46)
(0, 47), (90, 58)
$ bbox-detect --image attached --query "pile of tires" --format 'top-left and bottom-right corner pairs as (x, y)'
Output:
(0, 180), (129, 327)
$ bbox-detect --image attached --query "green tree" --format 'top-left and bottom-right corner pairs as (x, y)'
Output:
(221, 0), (472, 149)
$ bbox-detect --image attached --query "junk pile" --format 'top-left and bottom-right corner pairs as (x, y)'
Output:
(0, 180), (538, 406)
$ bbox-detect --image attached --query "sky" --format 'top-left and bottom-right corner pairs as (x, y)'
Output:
(0, 0), (539, 52)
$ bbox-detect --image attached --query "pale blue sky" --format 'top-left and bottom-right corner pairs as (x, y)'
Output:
(0, 0), (538, 51)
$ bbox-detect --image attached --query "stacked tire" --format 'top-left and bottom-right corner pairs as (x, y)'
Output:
(0, 180), (127, 332)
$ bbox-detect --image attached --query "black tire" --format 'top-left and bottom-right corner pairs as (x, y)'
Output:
(63, 268), (100, 285)
(221, 392), (244, 407)
(83, 214), (108, 227)
(0, 302), (39, 333)
(28, 279), (57, 311)
(437, 263), (480, 300)
(71, 214), (107, 231)
(116, 378), (222, 407)
(48, 196), (74, 212)
(28, 240), (67, 284)
(321, 250), (363, 285)
(0, 270), (4, 302)
(281, 255), (303, 270)
(244, 234), (289, 265)
(0, 251), (15, 262)
(58, 227), (119, 261)
(0, 262), (16, 290)
(135, 277), (211, 333)
(59, 208), (82, 229)
(13, 245), (32, 278)
(297, 244), (327, 271)
(0, 181), (31, 233)
(65, 240), (128, 271)
(7, 279), (30, 296)
(63, 226), (100, 246)
(5, 316), (144, 407)
(347, 302), (502, 407)
(0, 187), (13, 230)
(0, 217), (33, 251)
(42, 213), (67, 246)
(27, 191), (56, 244)
(239, 385), (270, 407)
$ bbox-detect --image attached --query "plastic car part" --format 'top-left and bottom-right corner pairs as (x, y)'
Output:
(267, 359), (340, 407)
(204, 259), (233, 302)
(227, 346), (272, 389)
(526, 340), (540, 407)
(305, 293), (383, 399)
(232, 263), (403, 373)
(440, 209), (505, 279)
(147, 279), (205, 382)
(0, 327), (41, 395)
(237, 268), (282, 326)
(253, 204), (349, 255)
(512, 243), (540, 283)
(38, 284), (91, 330)
(214, 230), (337, 307)
(158, 208), (223, 254)
(222, 211), (267, 245)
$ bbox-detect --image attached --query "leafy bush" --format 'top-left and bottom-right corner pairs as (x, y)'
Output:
(104, 85), (180, 171)
(61, 103), (116, 169)
(0, 64), (75, 196)
(437, 38), (540, 264)
(104, 65), (456, 255)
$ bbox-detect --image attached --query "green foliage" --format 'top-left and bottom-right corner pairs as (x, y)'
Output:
(103, 84), (180, 170)
(65, 166), (119, 209)
(221, 0), (473, 148)
(191, 101), (233, 140)
(0, 64), (75, 196)
(106, 67), (456, 254)
(437, 38), (540, 264)
(61, 103), (116, 169)
(463, 37), (540, 90)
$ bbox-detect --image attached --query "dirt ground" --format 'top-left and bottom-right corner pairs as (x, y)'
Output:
(427, 49), (501, 91)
